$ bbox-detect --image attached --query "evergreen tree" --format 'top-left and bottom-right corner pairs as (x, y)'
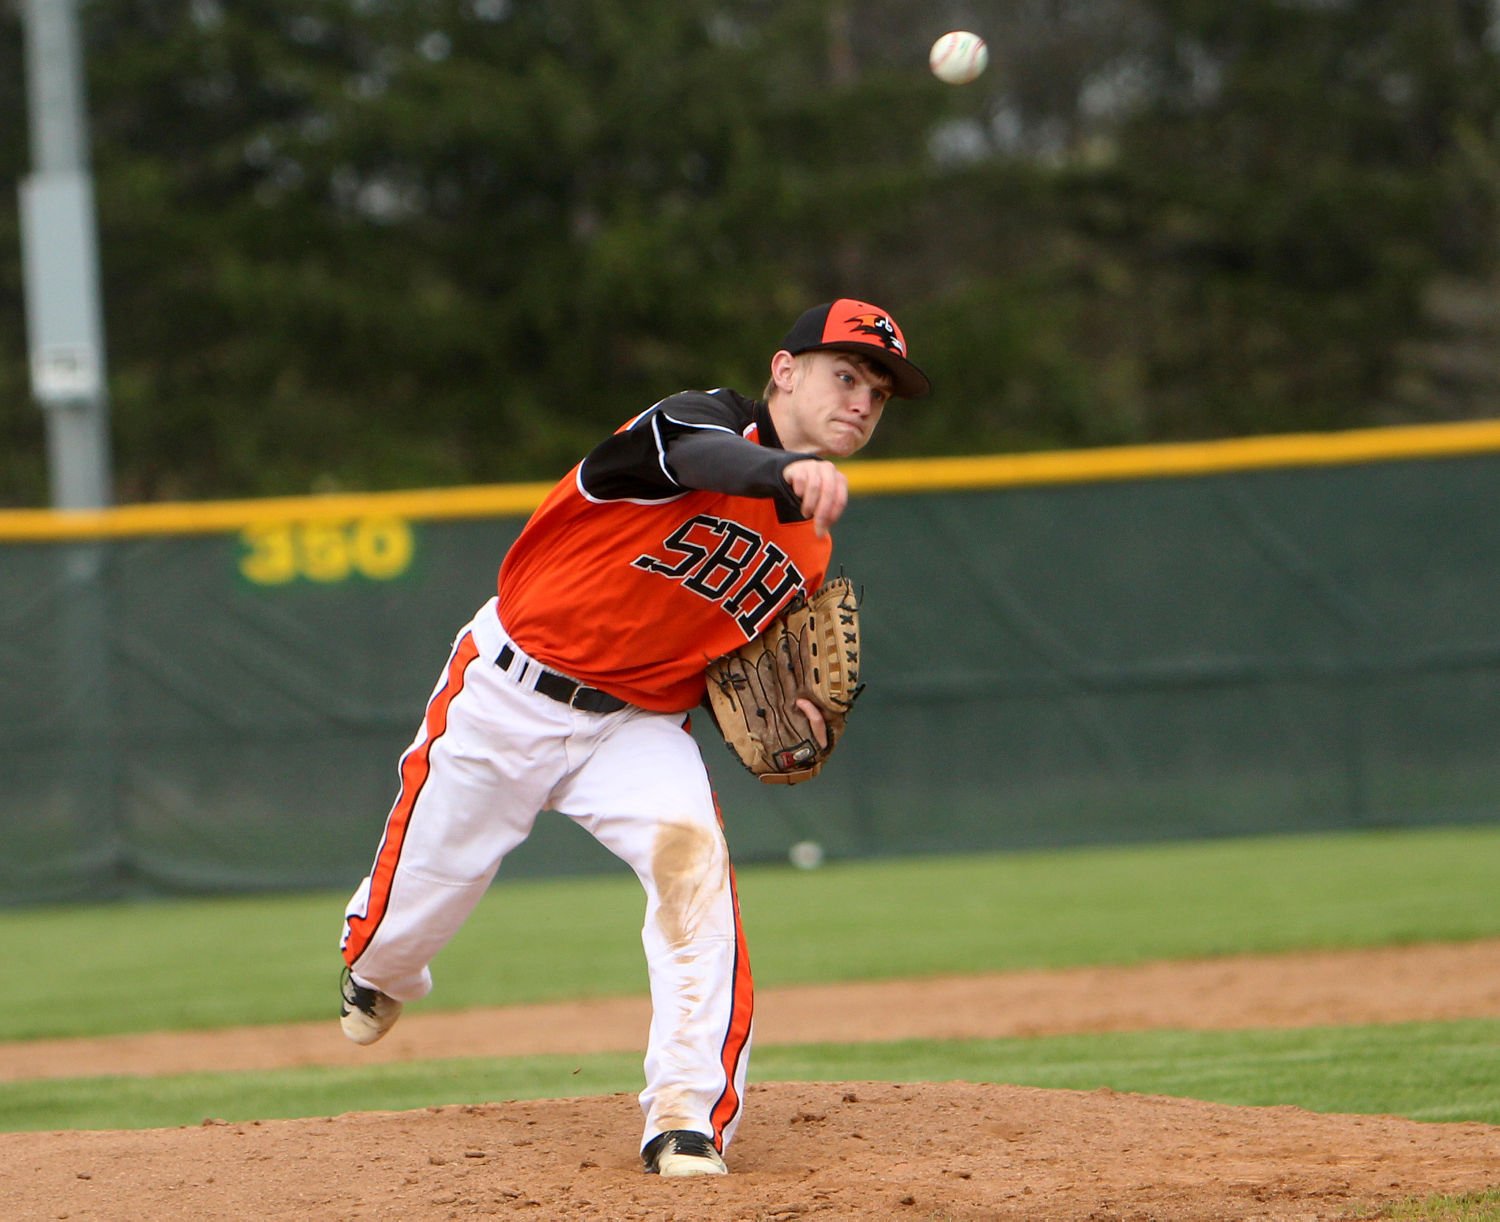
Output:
(1, 0), (1497, 503)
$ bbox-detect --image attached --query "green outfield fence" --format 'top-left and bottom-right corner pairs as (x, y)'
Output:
(6, 419), (1500, 905)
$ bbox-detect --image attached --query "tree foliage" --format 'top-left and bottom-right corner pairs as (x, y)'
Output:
(2, 0), (1498, 504)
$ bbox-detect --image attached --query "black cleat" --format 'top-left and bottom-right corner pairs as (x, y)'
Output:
(339, 966), (402, 1045)
(641, 1129), (728, 1177)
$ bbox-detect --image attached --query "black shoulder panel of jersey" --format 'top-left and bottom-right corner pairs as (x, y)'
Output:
(577, 389), (782, 504)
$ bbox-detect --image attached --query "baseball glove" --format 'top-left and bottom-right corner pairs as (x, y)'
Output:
(703, 576), (863, 785)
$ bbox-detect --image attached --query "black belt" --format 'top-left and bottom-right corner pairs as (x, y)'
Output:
(496, 644), (628, 714)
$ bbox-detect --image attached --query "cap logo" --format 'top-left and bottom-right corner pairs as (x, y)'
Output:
(832, 310), (907, 357)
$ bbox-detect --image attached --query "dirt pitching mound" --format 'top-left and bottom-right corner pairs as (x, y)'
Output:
(6, 1081), (1500, 1220)
(3, 941), (1499, 1220)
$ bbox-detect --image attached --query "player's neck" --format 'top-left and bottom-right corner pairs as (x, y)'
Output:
(767, 395), (821, 457)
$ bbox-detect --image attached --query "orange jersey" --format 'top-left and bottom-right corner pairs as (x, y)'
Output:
(497, 390), (832, 712)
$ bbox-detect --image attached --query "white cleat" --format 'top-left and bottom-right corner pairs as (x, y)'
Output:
(339, 967), (403, 1045)
(642, 1130), (728, 1177)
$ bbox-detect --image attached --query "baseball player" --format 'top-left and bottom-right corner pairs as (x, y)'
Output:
(338, 299), (930, 1177)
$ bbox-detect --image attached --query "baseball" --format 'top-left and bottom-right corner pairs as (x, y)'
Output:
(929, 30), (988, 85)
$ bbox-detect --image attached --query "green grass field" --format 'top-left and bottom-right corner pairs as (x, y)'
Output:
(2, 824), (1498, 1137)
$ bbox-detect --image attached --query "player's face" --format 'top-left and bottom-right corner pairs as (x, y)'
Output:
(777, 351), (891, 458)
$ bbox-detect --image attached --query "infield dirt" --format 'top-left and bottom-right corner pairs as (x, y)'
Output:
(3, 939), (1498, 1221)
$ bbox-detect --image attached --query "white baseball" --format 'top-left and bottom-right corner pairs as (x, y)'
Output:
(929, 30), (988, 85)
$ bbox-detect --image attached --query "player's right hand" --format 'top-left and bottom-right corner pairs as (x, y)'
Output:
(783, 459), (849, 538)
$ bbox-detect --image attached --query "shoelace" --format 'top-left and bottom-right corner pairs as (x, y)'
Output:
(664, 1132), (717, 1158)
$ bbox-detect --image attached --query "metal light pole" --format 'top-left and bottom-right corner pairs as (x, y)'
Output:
(19, 0), (123, 897)
(20, 0), (113, 509)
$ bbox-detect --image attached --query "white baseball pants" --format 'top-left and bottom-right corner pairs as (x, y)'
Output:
(341, 597), (754, 1154)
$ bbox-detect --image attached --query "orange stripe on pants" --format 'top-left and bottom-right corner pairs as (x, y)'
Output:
(708, 857), (754, 1148)
(342, 632), (480, 967)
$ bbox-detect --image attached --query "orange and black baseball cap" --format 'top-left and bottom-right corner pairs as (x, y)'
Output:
(781, 298), (931, 399)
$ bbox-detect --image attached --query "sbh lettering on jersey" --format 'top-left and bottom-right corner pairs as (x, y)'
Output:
(632, 514), (805, 638)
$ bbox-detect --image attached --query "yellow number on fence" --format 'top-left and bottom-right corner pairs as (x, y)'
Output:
(239, 523), (300, 585)
(298, 520), (352, 583)
(352, 517), (414, 580)
(238, 518), (414, 585)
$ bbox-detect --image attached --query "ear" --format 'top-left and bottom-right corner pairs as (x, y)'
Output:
(768, 349), (799, 396)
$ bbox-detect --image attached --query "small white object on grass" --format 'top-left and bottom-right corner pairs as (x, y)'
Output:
(789, 840), (825, 870)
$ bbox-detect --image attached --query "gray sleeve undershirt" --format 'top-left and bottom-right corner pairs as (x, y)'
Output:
(665, 427), (813, 504)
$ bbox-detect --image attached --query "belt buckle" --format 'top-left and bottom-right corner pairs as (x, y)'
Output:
(566, 682), (587, 710)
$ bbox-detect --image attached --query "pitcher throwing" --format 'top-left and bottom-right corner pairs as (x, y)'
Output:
(338, 299), (930, 1176)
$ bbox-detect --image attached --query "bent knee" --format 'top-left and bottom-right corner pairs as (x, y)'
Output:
(649, 820), (732, 946)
